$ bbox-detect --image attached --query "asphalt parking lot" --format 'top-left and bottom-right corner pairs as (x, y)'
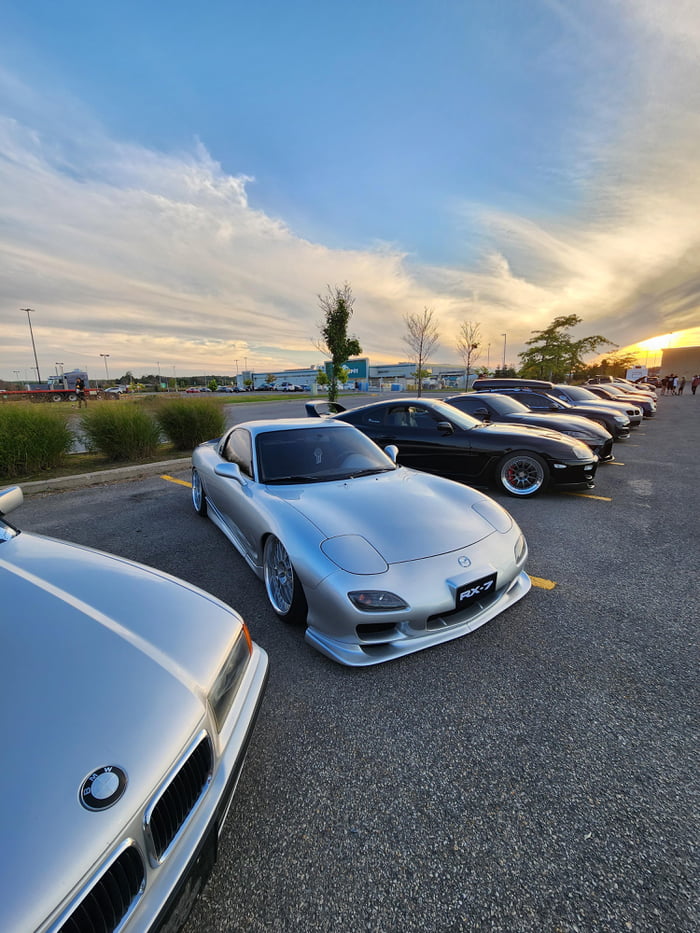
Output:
(15, 393), (698, 932)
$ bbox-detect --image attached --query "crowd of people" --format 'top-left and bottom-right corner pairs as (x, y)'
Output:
(659, 374), (700, 395)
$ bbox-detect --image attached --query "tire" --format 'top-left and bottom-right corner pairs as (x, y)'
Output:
(67, 393), (78, 402)
(51, 393), (62, 402)
(191, 468), (207, 516)
(263, 535), (307, 625)
(496, 451), (549, 497)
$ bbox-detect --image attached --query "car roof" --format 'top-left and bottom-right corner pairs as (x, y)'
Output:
(472, 378), (555, 389)
(233, 418), (355, 438)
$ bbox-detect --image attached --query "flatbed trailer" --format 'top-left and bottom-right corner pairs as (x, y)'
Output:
(0, 387), (99, 402)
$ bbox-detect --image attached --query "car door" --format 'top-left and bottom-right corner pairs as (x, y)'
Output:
(205, 428), (264, 562)
(373, 403), (489, 481)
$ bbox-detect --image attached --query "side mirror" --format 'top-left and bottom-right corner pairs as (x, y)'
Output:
(436, 421), (454, 435)
(384, 444), (399, 463)
(0, 485), (23, 516)
(214, 462), (246, 484)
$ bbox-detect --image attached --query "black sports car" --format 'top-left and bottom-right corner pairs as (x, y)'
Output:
(471, 378), (631, 439)
(307, 397), (598, 498)
(443, 393), (615, 461)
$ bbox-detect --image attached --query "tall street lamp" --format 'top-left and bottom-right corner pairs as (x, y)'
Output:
(100, 353), (110, 380)
(21, 308), (41, 382)
(501, 333), (507, 370)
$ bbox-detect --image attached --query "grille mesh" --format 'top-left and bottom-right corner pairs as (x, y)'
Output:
(148, 735), (213, 860)
(57, 843), (144, 933)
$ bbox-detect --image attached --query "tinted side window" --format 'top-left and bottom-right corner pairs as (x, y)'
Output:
(519, 392), (549, 409)
(223, 429), (253, 476)
(452, 397), (481, 415)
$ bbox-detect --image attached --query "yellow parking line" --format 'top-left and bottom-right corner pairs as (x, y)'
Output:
(529, 575), (556, 590)
(608, 461), (624, 466)
(562, 491), (612, 501)
(161, 474), (192, 487)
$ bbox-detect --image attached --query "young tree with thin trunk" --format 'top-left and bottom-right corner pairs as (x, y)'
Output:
(402, 307), (440, 397)
(315, 283), (362, 402)
(456, 321), (482, 391)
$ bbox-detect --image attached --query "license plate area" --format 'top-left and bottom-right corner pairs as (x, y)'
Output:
(455, 572), (497, 610)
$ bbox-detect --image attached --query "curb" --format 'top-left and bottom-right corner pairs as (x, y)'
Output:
(19, 458), (192, 496)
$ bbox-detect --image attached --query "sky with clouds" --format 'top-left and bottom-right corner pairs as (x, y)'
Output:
(1, 0), (699, 382)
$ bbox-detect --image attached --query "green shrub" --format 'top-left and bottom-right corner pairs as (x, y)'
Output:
(0, 406), (73, 478)
(155, 400), (226, 450)
(80, 405), (162, 460)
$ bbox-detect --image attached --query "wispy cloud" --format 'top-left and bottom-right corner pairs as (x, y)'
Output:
(1, 0), (699, 381)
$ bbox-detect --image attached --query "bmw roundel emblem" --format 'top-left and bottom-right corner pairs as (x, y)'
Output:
(80, 766), (128, 811)
(458, 556), (471, 568)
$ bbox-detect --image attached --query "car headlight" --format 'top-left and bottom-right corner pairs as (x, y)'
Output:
(571, 443), (595, 459)
(614, 415), (628, 424)
(471, 498), (512, 533)
(348, 591), (408, 612)
(209, 625), (252, 731)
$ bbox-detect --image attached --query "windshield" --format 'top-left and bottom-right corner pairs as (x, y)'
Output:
(560, 385), (599, 401)
(423, 399), (481, 429)
(256, 426), (396, 484)
(482, 395), (530, 415)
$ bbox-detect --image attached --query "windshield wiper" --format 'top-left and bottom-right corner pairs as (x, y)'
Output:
(265, 475), (325, 484)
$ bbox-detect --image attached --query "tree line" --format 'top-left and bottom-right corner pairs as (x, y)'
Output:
(316, 284), (633, 400)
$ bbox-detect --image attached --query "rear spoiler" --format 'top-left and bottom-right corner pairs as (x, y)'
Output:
(305, 401), (347, 418)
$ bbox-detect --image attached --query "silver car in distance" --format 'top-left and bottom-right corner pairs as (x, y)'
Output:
(191, 419), (530, 666)
(0, 484), (268, 933)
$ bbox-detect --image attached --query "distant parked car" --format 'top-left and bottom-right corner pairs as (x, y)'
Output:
(185, 386), (202, 393)
(444, 393), (615, 461)
(215, 386), (239, 393)
(583, 383), (657, 417)
(471, 378), (632, 439)
(277, 382), (304, 392)
(0, 484), (269, 933)
(585, 375), (657, 396)
(105, 385), (128, 395)
(546, 384), (643, 427)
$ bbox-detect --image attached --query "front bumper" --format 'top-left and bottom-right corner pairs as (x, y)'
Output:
(548, 458), (597, 489)
(303, 529), (530, 666)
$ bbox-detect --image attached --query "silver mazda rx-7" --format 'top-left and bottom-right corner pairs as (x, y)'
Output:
(191, 418), (530, 666)
(0, 484), (268, 933)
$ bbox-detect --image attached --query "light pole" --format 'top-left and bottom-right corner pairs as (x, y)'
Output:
(100, 353), (110, 381)
(21, 308), (41, 382)
(501, 333), (507, 371)
(487, 343), (491, 369)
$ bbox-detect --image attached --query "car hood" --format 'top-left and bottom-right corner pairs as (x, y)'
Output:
(0, 532), (240, 932)
(275, 467), (509, 563)
(476, 421), (579, 444)
(494, 413), (608, 438)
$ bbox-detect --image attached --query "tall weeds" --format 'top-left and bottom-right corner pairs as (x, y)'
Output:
(154, 400), (226, 450)
(80, 405), (162, 460)
(0, 407), (73, 478)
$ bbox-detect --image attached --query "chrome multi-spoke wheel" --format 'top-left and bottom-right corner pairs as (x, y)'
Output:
(191, 468), (207, 515)
(263, 536), (307, 624)
(497, 451), (549, 497)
